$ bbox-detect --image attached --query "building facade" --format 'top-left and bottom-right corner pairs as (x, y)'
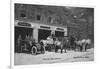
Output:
(15, 4), (67, 42)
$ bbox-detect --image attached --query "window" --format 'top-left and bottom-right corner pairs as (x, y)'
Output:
(37, 15), (41, 20)
(48, 16), (54, 23)
(48, 16), (52, 22)
(20, 13), (26, 18)
(20, 10), (26, 18)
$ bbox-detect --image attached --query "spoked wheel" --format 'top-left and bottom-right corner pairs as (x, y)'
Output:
(31, 46), (37, 55)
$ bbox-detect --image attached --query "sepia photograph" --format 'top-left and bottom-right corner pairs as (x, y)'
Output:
(14, 3), (94, 65)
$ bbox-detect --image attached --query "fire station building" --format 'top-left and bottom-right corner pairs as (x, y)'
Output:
(15, 4), (67, 42)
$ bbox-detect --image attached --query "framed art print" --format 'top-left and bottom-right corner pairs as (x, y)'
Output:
(11, 0), (94, 68)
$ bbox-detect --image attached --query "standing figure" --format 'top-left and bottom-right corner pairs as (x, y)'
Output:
(69, 35), (76, 50)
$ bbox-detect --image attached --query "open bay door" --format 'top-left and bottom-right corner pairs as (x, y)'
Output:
(14, 26), (33, 52)
(38, 29), (51, 42)
(55, 31), (64, 37)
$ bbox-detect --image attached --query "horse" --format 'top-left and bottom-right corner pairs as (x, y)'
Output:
(68, 35), (76, 50)
(74, 40), (83, 51)
(40, 38), (55, 51)
(81, 39), (91, 51)
(74, 39), (91, 52)
(54, 37), (69, 53)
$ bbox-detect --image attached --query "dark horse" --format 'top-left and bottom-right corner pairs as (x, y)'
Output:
(54, 37), (69, 53)
(68, 36), (76, 50)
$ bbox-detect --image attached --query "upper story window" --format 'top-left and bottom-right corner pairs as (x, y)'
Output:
(36, 15), (41, 20)
(48, 16), (53, 23)
(20, 10), (26, 18)
(48, 16), (52, 22)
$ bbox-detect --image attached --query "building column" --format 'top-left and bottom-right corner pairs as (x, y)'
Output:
(64, 31), (67, 36)
(51, 30), (55, 35)
(33, 28), (38, 43)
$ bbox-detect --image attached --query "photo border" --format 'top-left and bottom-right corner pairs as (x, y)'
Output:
(10, 0), (95, 69)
